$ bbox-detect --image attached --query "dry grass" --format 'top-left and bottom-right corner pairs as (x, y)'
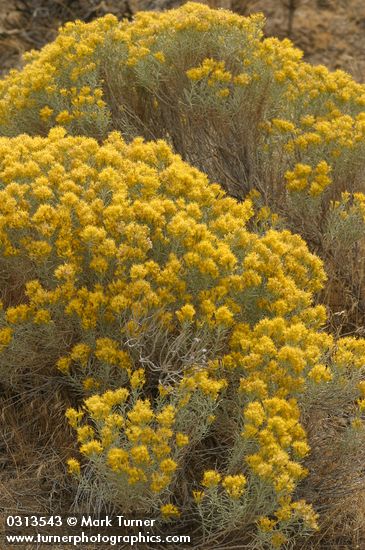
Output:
(296, 389), (365, 549)
(0, 384), (76, 512)
(0, 384), (92, 548)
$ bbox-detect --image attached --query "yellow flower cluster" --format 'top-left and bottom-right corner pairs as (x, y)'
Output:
(67, 458), (81, 476)
(329, 190), (365, 226)
(258, 498), (318, 547)
(222, 474), (247, 499)
(0, 327), (12, 350)
(284, 161), (331, 196)
(202, 469), (221, 488)
(186, 58), (233, 99)
(245, 398), (309, 494)
(308, 364), (332, 383)
(160, 504), (180, 518)
(66, 389), (188, 495)
(0, 0), (364, 238)
(333, 337), (365, 370)
(186, 58), (232, 84)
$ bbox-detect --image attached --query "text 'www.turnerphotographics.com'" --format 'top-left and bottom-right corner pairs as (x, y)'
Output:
(4, 515), (192, 546)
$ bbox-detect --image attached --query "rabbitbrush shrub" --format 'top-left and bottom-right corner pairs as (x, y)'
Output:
(1, 129), (365, 547)
(1, 2), (365, 326)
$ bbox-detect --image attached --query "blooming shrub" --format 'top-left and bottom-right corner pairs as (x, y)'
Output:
(0, 129), (364, 547)
(1, 3), (365, 325)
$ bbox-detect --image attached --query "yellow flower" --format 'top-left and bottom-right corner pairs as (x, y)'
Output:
(130, 368), (146, 390)
(156, 405), (175, 427)
(95, 337), (121, 365)
(234, 73), (250, 86)
(126, 425), (143, 443)
(65, 408), (83, 428)
(150, 472), (171, 493)
(108, 448), (129, 472)
(39, 106), (53, 120)
(271, 532), (287, 548)
(0, 327), (13, 349)
(291, 499), (319, 530)
(352, 418), (363, 430)
(6, 305), (31, 324)
(100, 425), (117, 447)
(308, 364), (332, 383)
(158, 383), (172, 397)
(77, 425), (94, 443)
(159, 458), (177, 474)
(80, 440), (103, 456)
(176, 304), (195, 323)
(57, 356), (72, 374)
(271, 118), (296, 133)
(102, 388), (129, 406)
(33, 309), (52, 324)
(0, 59), (356, 536)
(130, 445), (151, 464)
(154, 51), (165, 63)
(244, 401), (265, 427)
(105, 413), (125, 429)
(82, 377), (100, 391)
(152, 442), (172, 459)
(258, 516), (276, 532)
(127, 399), (154, 424)
(222, 474), (247, 498)
(160, 504), (180, 518)
(217, 88), (230, 98)
(67, 458), (81, 476)
(292, 440), (310, 458)
(214, 305), (234, 326)
(56, 110), (73, 124)
(193, 490), (204, 503)
(194, 370), (227, 399)
(275, 504), (292, 521)
(357, 381), (365, 397)
(84, 395), (111, 420)
(202, 469), (221, 488)
(126, 466), (147, 484)
(176, 432), (189, 447)
(70, 343), (91, 367)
